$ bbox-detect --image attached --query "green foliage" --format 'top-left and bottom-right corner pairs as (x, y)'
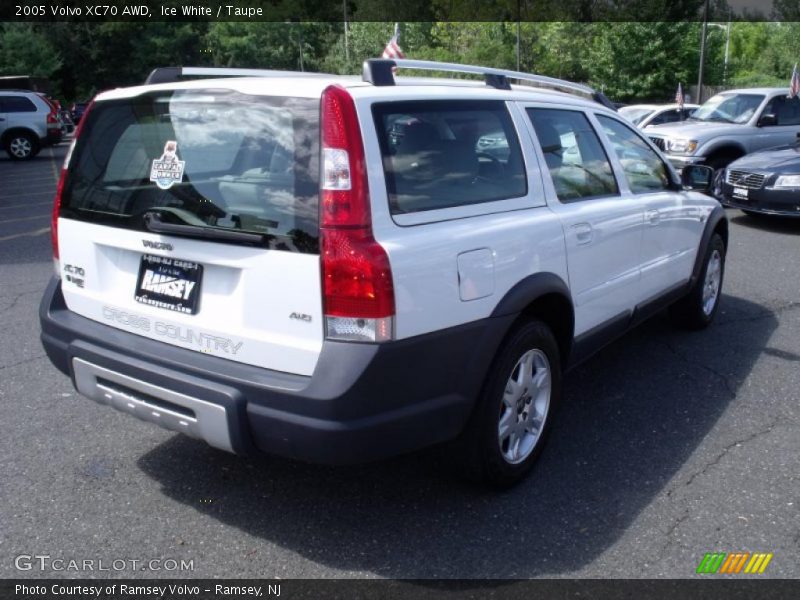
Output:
(3, 20), (800, 105)
(206, 22), (336, 72)
(0, 23), (62, 79)
(584, 22), (702, 102)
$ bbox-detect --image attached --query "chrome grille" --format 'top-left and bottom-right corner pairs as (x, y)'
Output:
(726, 170), (766, 189)
(649, 137), (666, 151)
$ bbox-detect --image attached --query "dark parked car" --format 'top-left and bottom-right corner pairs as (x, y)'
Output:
(721, 136), (800, 217)
(70, 101), (89, 124)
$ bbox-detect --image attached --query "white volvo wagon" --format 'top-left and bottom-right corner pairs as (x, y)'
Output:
(40, 60), (727, 486)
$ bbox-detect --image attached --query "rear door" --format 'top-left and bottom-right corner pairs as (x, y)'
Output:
(0, 94), (39, 138)
(57, 87), (324, 376)
(523, 106), (644, 336)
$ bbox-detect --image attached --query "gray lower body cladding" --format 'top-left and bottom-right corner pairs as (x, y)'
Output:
(40, 278), (513, 464)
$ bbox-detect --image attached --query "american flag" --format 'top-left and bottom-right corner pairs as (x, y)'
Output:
(382, 23), (405, 60)
(675, 82), (684, 109)
(790, 64), (800, 98)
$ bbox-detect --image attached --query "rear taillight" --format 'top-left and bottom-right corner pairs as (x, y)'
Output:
(46, 111), (59, 126)
(52, 100), (95, 272)
(320, 85), (394, 342)
(51, 168), (67, 266)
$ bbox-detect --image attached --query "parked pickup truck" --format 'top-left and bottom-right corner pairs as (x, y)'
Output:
(646, 88), (800, 194)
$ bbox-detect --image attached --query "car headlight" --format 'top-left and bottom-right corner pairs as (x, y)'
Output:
(666, 138), (698, 154)
(773, 174), (800, 188)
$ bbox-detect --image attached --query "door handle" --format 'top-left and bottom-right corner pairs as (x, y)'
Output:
(646, 209), (661, 225)
(572, 222), (593, 245)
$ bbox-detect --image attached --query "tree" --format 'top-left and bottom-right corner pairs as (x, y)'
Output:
(0, 23), (62, 79)
(586, 22), (702, 102)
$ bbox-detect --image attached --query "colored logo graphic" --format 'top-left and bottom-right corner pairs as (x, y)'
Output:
(696, 552), (773, 574)
(149, 140), (185, 190)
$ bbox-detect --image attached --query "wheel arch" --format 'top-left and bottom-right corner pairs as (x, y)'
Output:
(704, 144), (746, 167)
(691, 204), (728, 285)
(490, 273), (575, 367)
(1, 127), (41, 146)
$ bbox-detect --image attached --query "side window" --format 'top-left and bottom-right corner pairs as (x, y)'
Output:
(597, 115), (672, 193)
(762, 96), (800, 125)
(526, 108), (618, 202)
(2, 96), (37, 113)
(373, 100), (527, 214)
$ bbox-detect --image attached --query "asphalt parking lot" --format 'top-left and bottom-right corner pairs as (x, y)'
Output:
(1, 143), (798, 580)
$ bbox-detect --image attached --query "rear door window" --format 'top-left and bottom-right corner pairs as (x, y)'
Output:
(526, 108), (618, 202)
(372, 100), (527, 214)
(1, 96), (37, 112)
(61, 90), (320, 253)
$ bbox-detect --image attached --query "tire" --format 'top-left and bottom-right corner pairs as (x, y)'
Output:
(457, 319), (562, 488)
(670, 233), (726, 329)
(710, 167), (725, 199)
(707, 154), (739, 199)
(4, 132), (40, 161)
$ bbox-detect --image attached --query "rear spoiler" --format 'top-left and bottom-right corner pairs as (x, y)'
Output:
(144, 67), (330, 85)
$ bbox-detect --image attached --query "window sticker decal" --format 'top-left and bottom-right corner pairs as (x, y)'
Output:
(149, 141), (186, 190)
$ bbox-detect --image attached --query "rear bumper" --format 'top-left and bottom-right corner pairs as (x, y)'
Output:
(44, 129), (63, 146)
(40, 278), (511, 464)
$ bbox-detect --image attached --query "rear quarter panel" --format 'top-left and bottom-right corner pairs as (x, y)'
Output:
(355, 93), (570, 340)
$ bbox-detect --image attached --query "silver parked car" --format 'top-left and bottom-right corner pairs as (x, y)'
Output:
(0, 90), (63, 160)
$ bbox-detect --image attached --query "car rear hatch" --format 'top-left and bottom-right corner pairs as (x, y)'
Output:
(54, 84), (324, 376)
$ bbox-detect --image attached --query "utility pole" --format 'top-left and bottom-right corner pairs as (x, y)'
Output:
(343, 0), (350, 65)
(697, 0), (710, 103)
(516, 0), (521, 71)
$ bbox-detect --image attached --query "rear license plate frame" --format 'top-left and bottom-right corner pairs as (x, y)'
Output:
(134, 254), (203, 315)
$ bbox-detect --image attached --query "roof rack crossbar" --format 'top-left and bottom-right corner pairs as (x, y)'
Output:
(144, 66), (326, 85)
(362, 58), (616, 110)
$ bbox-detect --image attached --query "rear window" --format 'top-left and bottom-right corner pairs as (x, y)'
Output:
(61, 90), (320, 253)
(372, 100), (527, 214)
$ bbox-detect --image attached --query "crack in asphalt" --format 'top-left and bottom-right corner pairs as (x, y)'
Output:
(0, 354), (46, 372)
(0, 289), (42, 315)
(653, 419), (782, 562)
(669, 418), (780, 498)
(660, 338), (737, 399)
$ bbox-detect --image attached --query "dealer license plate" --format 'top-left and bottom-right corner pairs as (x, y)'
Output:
(732, 186), (748, 199)
(135, 254), (203, 315)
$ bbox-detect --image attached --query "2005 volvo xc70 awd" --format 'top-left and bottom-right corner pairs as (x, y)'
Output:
(40, 60), (727, 486)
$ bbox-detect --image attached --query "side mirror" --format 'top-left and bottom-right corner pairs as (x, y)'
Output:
(681, 165), (714, 191)
(758, 113), (778, 127)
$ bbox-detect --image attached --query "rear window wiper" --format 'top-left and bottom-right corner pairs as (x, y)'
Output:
(143, 209), (268, 245)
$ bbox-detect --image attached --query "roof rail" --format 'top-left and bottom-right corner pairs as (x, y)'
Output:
(144, 66), (330, 85)
(362, 59), (616, 111)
